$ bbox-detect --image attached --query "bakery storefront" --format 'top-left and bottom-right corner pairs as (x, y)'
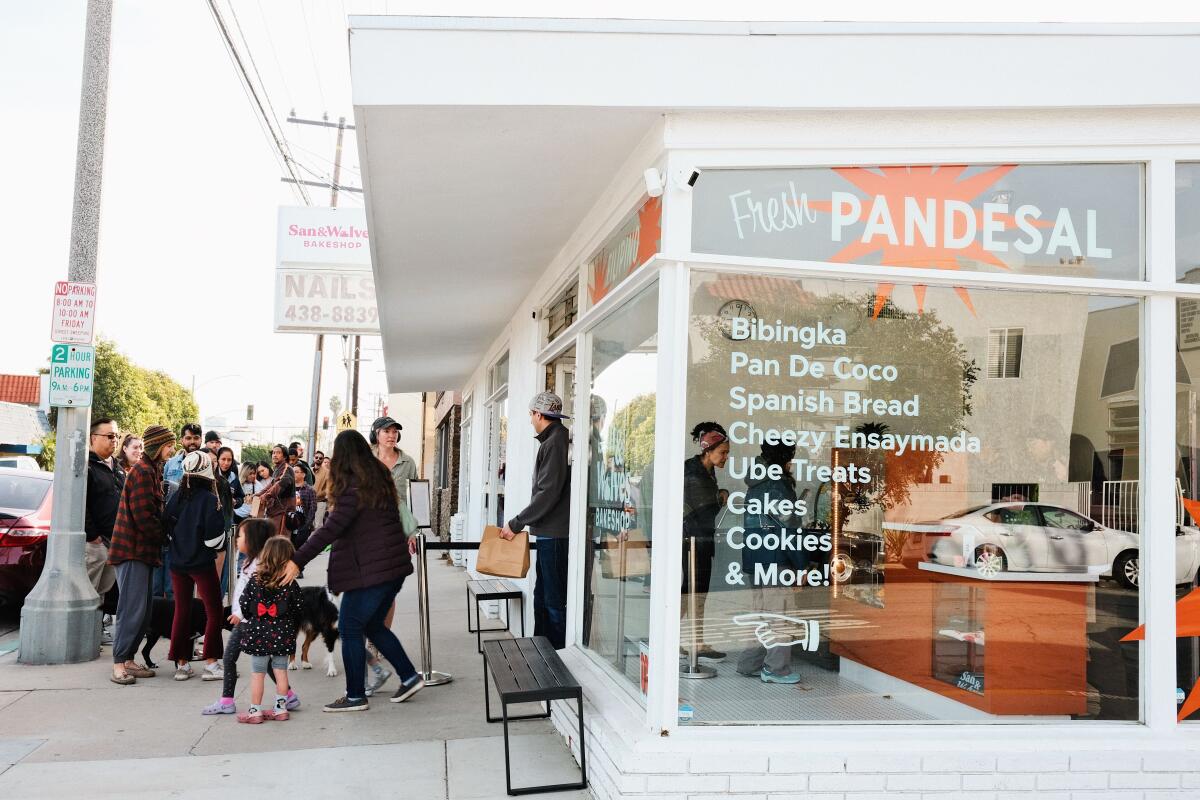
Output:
(352, 16), (1200, 797)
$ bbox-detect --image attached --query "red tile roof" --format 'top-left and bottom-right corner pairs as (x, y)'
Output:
(0, 375), (41, 405)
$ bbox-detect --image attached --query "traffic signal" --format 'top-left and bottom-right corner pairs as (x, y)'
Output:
(246, 404), (254, 421)
(322, 416), (329, 430)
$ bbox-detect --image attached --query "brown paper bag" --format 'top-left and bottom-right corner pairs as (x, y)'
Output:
(477, 525), (530, 578)
(250, 495), (265, 518)
(599, 529), (650, 579)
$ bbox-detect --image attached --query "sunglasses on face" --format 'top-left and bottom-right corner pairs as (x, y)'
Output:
(91, 433), (119, 441)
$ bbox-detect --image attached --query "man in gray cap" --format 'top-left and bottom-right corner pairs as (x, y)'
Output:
(501, 391), (572, 649)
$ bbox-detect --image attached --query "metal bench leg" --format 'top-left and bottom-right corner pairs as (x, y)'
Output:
(576, 692), (588, 789)
(505, 694), (587, 795)
(467, 587), (477, 633)
(476, 598), (484, 654)
(502, 702), (514, 796)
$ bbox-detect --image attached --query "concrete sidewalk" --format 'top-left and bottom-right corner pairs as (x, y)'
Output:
(0, 553), (587, 800)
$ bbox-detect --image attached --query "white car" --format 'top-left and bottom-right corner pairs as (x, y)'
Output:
(887, 502), (1200, 590)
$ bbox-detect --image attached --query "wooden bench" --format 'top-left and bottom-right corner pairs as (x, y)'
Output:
(482, 637), (587, 796)
(467, 578), (525, 654)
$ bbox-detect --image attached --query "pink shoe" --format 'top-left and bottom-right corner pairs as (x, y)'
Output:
(263, 708), (289, 721)
(237, 710), (265, 724)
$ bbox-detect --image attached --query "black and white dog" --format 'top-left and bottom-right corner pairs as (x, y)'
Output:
(141, 597), (217, 669)
(288, 586), (341, 677)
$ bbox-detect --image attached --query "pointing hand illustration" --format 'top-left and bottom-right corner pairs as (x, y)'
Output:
(732, 612), (820, 652)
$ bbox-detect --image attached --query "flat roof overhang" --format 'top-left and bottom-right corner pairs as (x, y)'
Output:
(350, 16), (1200, 392)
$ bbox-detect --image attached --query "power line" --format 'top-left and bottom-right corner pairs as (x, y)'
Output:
(254, 0), (295, 113)
(206, 0), (311, 204)
(298, 0), (329, 113)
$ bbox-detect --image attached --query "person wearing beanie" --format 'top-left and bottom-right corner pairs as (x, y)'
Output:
(108, 425), (177, 685)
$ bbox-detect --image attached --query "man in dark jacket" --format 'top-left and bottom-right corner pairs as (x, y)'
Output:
(502, 391), (572, 649)
(86, 417), (125, 642)
(108, 425), (176, 685)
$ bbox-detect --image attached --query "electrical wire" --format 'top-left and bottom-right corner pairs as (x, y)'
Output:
(289, 139), (362, 178)
(254, 0), (296, 114)
(206, 0), (311, 205)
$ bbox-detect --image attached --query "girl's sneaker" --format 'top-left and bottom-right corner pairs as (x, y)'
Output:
(201, 700), (236, 715)
(285, 692), (301, 711)
(201, 663), (224, 682)
(236, 709), (265, 724)
(264, 708), (289, 721)
(174, 663), (194, 681)
(364, 667), (392, 697)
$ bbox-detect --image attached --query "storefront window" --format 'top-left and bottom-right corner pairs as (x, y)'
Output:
(1177, 306), (1200, 722)
(679, 270), (1142, 723)
(584, 196), (662, 308)
(1179, 163), (1200, 284)
(691, 164), (1144, 282)
(583, 285), (658, 695)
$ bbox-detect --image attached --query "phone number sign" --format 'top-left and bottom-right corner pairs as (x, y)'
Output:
(49, 344), (94, 407)
(273, 268), (381, 335)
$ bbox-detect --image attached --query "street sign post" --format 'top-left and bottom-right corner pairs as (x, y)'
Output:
(50, 281), (97, 344)
(48, 344), (95, 407)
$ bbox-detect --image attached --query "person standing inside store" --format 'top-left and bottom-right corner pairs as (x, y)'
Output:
(501, 392), (572, 650)
(735, 441), (807, 685)
(158, 423), (203, 598)
(86, 417), (124, 646)
(280, 429), (423, 712)
(682, 422), (730, 663)
(108, 425), (176, 685)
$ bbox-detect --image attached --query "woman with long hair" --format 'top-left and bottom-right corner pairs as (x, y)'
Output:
(281, 430), (421, 712)
(163, 451), (226, 681)
(254, 444), (295, 537)
(682, 421), (731, 664)
(118, 434), (143, 472)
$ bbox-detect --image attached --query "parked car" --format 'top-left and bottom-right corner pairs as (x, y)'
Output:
(885, 502), (1200, 590)
(0, 467), (53, 607)
(0, 456), (41, 471)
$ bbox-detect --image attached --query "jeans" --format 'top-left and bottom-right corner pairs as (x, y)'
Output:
(339, 578), (417, 700)
(112, 560), (154, 664)
(168, 567), (224, 663)
(153, 546), (173, 599)
(534, 537), (570, 650)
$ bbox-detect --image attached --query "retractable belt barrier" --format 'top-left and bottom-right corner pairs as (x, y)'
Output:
(410, 531), (536, 687)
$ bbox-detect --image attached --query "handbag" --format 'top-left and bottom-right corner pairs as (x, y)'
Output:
(476, 525), (530, 578)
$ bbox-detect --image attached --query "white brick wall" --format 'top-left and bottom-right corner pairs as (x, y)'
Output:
(548, 697), (1200, 800)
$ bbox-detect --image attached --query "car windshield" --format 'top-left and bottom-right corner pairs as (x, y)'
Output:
(945, 505), (988, 519)
(0, 475), (50, 512)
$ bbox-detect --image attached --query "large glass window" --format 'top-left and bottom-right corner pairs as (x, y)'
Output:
(679, 270), (1142, 723)
(582, 285), (658, 696)
(1177, 307), (1200, 723)
(1179, 163), (1200, 284)
(690, 164), (1144, 281)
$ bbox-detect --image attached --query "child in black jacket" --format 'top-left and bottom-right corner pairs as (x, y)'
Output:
(237, 537), (303, 724)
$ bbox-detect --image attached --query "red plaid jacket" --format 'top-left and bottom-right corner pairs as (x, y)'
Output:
(108, 455), (166, 566)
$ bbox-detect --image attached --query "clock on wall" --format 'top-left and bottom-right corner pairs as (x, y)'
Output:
(718, 299), (757, 339)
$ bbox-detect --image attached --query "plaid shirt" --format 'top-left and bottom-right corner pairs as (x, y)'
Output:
(108, 454), (166, 566)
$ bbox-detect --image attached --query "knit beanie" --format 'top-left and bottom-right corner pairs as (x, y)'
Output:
(142, 425), (176, 460)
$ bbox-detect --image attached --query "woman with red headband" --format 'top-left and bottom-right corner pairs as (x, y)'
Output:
(682, 421), (731, 663)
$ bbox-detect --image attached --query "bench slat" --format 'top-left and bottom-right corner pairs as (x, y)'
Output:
(484, 637), (581, 704)
(497, 639), (542, 693)
(533, 636), (579, 689)
(516, 637), (558, 691)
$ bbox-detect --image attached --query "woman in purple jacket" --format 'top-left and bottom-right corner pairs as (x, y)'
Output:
(281, 430), (423, 712)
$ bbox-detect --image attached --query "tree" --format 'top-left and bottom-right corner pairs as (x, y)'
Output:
(87, 338), (198, 437)
(240, 443), (271, 467)
(608, 393), (656, 478)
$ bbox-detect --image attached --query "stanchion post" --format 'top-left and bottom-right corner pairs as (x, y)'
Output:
(415, 529), (453, 686)
(680, 535), (715, 679)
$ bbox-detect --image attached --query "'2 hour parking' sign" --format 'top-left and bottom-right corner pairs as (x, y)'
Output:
(48, 344), (95, 408)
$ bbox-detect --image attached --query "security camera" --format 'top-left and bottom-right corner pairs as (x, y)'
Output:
(672, 168), (701, 193)
(643, 168), (664, 198)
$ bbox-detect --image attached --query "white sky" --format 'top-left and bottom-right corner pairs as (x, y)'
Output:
(2, 0), (1199, 441)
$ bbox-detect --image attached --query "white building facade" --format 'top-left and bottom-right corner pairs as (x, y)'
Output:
(352, 17), (1200, 798)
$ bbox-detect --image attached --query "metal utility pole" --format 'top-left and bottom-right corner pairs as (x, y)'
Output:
(286, 115), (359, 452)
(20, 0), (112, 664)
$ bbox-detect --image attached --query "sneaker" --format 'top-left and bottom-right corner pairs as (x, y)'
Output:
(390, 674), (424, 703)
(101, 627), (113, 646)
(323, 695), (369, 713)
(174, 663), (194, 681)
(697, 648), (727, 663)
(201, 663), (224, 682)
(285, 693), (301, 711)
(124, 662), (155, 679)
(202, 700), (236, 715)
(236, 709), (265, 724)
(264, 708), (289, 721)
(364, 667), (392, 697)
(760, 667), (802, 685)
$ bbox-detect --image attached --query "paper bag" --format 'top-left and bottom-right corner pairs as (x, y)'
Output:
(599, 529), (651, 579)
(477, 525), (530, 578)
(250, 495), (265, 518)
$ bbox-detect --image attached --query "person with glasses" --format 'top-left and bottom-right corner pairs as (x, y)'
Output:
(86, 418), (125, 645)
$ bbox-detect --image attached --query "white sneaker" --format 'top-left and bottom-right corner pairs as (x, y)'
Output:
(174, 663), (195, 681)
(201, 662), (224, 681)
(364, 667), (392, 697)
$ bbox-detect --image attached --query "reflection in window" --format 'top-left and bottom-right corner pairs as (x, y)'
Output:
(582, 285), (658, 696)
(682, 271), (1142, 723)
(1175, 299), (1200, 722)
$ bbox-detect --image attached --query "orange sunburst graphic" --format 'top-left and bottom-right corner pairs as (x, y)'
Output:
(814, 165), (1050, 318)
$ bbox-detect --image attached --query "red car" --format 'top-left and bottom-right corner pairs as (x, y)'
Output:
(0, 467), (53, 607)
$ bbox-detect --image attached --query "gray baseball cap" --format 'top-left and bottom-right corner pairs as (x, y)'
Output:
(530, 391), (571, 419)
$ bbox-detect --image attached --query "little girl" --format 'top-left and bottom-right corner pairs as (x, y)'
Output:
(201, 519), (300, 716)
(237, 536), (304, 723)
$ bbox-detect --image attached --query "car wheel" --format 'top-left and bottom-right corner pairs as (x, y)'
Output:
(973, 545), (1008, 578)
(1114, 550), (1139, 590)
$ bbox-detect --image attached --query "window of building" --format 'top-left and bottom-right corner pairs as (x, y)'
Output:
(1175, 298), (1200, 722)
(681, 269), (1141, 723)
(544, 280), (579, 343)
(489, 353), (509, 397)
(986, 328), (1023, 379)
